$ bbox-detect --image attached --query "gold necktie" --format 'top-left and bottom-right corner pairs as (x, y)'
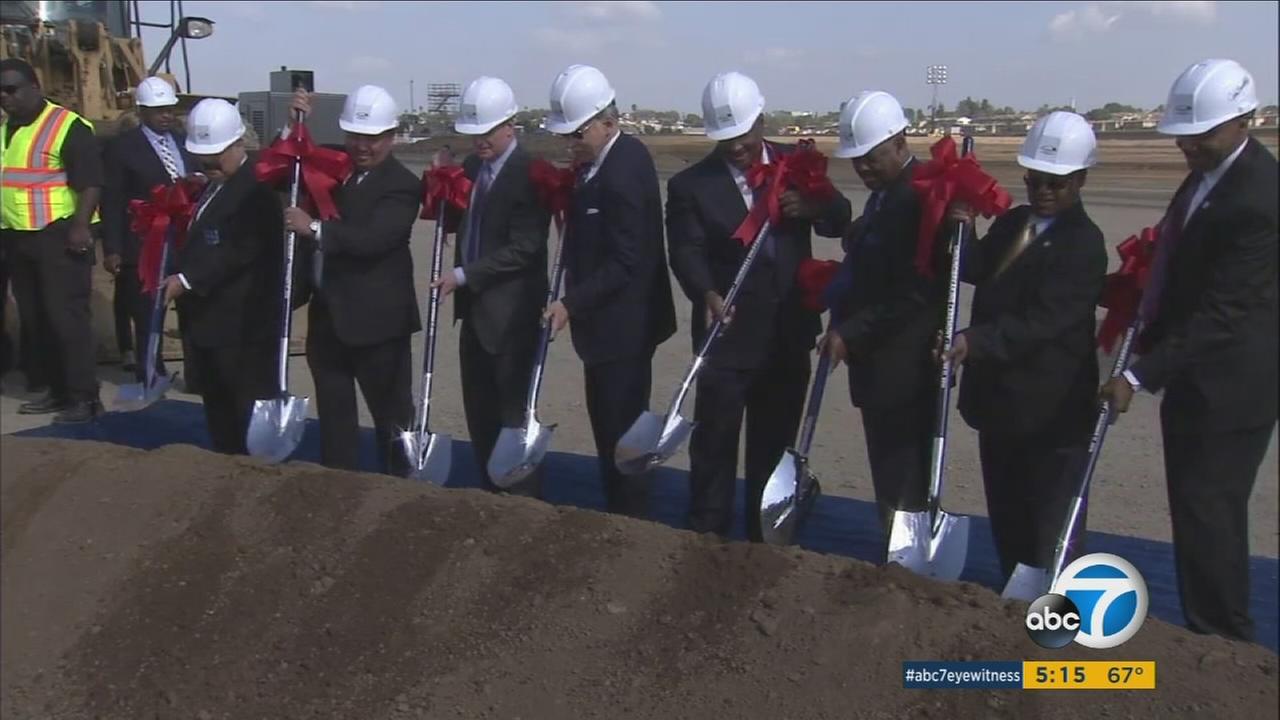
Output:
(994, 220), (1037, 278)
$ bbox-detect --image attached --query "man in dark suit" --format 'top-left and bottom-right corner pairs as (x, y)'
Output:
(162, 99), (283, 455)
(431, 76), (550, 496)
(102, 77), (197, 382)
(945, 112), (1107, 580)
(667, 72), (851, 539)
(1102, 59), (1278, 642)
(284, 85), (421, 477)
(543, 65), (677, 518)
(821, 90), (944, 536)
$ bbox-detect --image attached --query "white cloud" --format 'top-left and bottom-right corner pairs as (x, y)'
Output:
(1050, 1), (1217, 40)
(1126, 1), (1217, 24)
(1050, 4), (1121, 39)
(531, 2), (665, 55)
(569, 1), (662, 23)
(348, 55), (392, 73)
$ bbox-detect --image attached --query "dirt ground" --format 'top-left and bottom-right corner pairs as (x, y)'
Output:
(2, 437), (1277, 720)
(4, 136), (1277, 560)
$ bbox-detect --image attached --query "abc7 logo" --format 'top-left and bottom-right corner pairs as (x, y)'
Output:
(1025, 553), (1149, 650)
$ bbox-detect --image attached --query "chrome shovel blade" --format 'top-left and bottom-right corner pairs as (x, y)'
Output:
(1001, 563), (1050, 602)
(400, 429), (452, 486)
(614, 411), (694, 476)
(487, 418), (554, 489)
(886, 509), (971, 581)
(760, 451), (800, 545)
(112, 372), (175, 413)
(246, 394), (310, 464)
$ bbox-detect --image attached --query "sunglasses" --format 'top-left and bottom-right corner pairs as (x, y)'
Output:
(1024, 174), (1072, 191)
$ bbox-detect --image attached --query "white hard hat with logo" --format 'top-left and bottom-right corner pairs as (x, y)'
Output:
(835, 90), (909, 159)
(546, 64), (616, 135)
(136, 76), (179, 108)
(185, 98), (245, 154)
(701, 71), (765, 141)
(1157, 58), (1259, 136)
(339, 84), (400, 135)
(1018, 111), (1097, 175)
(455, 76), (519, 135)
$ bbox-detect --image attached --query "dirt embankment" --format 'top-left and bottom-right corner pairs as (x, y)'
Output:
(2, 437), (1275, 720)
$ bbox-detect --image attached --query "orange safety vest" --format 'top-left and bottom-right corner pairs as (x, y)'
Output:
(1, 100), (100, 230)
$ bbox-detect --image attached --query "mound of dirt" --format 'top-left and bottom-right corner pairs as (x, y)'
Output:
(2, 437), (1275, 719)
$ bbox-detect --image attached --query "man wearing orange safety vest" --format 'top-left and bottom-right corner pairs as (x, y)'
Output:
(1, 58), (103, 423)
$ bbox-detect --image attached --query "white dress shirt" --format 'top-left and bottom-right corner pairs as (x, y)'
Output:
(454, 139), (519, 286)
(141, 124), (187, 179)
(725, 144), (771, 210)
(1183, 138), (1248, 229)
(582, 129), (622, 184)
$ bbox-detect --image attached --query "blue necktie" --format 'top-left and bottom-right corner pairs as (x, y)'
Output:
(824, 192), (881, 316)
(466, 164), (492, 264)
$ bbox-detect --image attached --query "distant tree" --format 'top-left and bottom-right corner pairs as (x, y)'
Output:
(684, 113), (703, 127)
(1262, 104), (1279, 114)
(631, 103), (638, 114)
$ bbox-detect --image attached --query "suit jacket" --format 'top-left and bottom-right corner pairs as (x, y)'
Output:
(666, 141), (852, 370)
(453, 145), (551, 355)
(295, 154), (422, 347)
(1132, 137), (1279, 434)
(562, 133), (676, 366)
(957, 202), (1107, 437)
(832, 159), (948, 411)
(175, 159), (285, 349)
(101, 125), (197, 263)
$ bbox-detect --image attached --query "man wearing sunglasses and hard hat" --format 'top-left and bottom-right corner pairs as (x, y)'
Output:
(161, 98), (284, 455)
(284, 85), (422, 477)
(1101, 59), (1277, 643)
(543, 64), (676, 518)
(944, 111), (1107, 582)
(667, 71), (851, 540)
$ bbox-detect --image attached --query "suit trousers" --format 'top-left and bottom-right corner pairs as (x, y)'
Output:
(114, 264), (168, 382)
(1164, 422), (1275, 642)
(858, 395), (934, 538)
(307, 298), (414, 476)
(187, 341), (275, 455)
(688, 347), (810, 540)
(979, 430), (1090, 580)
(459, 320), (542, 497)
(1, 225), (98, 402)
(584, 352), (654, 517)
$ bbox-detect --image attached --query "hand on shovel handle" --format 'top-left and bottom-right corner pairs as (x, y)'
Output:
(544, 301), (570, 339)
(704, 291), (733, 329)
(818, 330), (847, 368)
(935, 331), (968, 369)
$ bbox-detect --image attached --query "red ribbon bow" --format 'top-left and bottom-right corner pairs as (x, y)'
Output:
(732, 140), (838, 247)
(420, 164), (472, 232)
(129, 179), (201, 294)
(529, 157), (578, 233)
(1097, 226), (1159, 352)
(909, 136), (1012, 277)
(796, 257), (842, 312)
(253, 123), (352, 220)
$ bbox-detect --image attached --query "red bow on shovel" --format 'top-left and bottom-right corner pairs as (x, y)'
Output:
(796, 257), (841, 313)
(909, 136), (1012, 277)
(129, 178), (201, 293)
(1097, 226), (1159, 353)
(420, 164), (472, 232)
(732, 139), (839, 247)
(254, 123), (352, 220)
(528, 157), (578, 233)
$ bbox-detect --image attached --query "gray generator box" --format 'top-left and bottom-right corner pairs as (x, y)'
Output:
(237, 91), (347, 147)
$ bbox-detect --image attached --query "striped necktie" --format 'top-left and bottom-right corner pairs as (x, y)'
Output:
(155, 133), (180, 181)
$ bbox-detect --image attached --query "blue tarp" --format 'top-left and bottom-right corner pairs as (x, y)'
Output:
(14, 398), (1277, 653)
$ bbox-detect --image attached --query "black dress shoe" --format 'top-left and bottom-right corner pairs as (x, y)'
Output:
(18, 393), (69, 415)
(52, 400), (101, 424)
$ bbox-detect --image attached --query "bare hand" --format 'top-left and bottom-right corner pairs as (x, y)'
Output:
(544, 300), (570, 339)
(1099, 377), (1135, 419)
(162, 274), (186, 303)
(939, 332), (969, 368)
(704, 291), (734, 328)
(67, 222), (93, 255)
(289, 89), (312, 123)
(104, 253), (122, 275)
(780, 190), (820, 220)
(431, 269), (461, 297)
(284, 206), (315, 237)
(947, 200), (976, 225)
(818, 329), (848, 366)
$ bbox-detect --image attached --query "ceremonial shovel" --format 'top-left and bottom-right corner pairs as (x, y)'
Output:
(886, 136), (975, 581)
(1002, 323), (1139, 601)
(759, 349), (831, 545)
(246, 109), (309, 463)
(486, 220), (569, 488)
(615, 220), (772, 476)
(399, 217), (452, 484)
(113, 226), (178, 412)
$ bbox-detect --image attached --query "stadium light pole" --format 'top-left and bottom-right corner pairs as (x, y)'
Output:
(926, 64), (948, 134)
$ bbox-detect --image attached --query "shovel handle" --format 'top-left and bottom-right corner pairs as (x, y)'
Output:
(143, 225), (176, 389)
(524, 221), (569, 417)
(796, 350), (832, 455)
(413, 220), (448, 433)
(275, 109), (306, 394)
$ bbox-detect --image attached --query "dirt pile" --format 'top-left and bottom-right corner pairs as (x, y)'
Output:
(2, 437), (1275, 719)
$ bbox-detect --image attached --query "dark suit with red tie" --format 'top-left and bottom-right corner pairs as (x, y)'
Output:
(1129, 136), (1278, 642)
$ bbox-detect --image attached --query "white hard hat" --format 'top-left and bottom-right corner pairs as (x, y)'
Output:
(455, 76), (519, 135)
(136, 76), (178, 108)
(834, 91), (909, 159)
(1157, 58), (1259, 136)
(185, 98), (245, 155)
(1017, 111), (1097, 175)
(701, 71), (765, 141)
(546, 64), (616, 135)
(339, 84), (399, 135)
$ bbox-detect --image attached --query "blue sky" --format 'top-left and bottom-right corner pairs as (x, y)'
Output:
(138, 0), (1278, 114)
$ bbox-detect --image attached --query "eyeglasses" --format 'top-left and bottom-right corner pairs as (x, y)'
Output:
(570, 120), (594, 140)
(1024, 174), (1072, 191)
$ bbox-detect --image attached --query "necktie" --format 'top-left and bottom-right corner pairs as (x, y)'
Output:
(312, 172), (366, 289)
(824, 192), (881, 319)
(1140, 175), (1199, 322)
(993, 219), (1037, 278)
(156, 133), (180, 181)
(465, 164), (493, 264)
(751, 181), (776, 261)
